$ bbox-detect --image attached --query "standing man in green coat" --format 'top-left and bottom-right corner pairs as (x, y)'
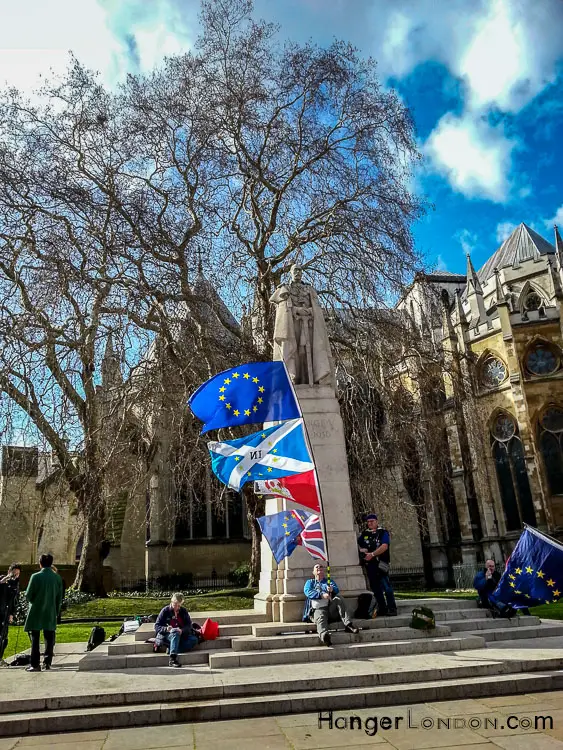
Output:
(24, 554), (64, 672)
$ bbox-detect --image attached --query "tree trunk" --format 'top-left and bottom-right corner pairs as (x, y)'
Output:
(73, 479), (107, 595)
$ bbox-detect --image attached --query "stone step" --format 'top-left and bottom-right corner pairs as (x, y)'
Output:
(472, 622), (563, 643)
(133, 612), (263, 640)
(447, 615), (541, 632)
(396, 598), (478, 611)
(251, 609), (490, 637)
(231, 624), (452, 652)
(1, 669), (560, 736)
(108, 633), (234, 656)
(78, 645), (211, 671)
(208, 634), (486, 669)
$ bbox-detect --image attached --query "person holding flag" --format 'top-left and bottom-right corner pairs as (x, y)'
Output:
(303, 563), (358, 646)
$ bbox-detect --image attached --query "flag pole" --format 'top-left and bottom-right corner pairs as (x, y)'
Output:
(282, 362), (332, 584)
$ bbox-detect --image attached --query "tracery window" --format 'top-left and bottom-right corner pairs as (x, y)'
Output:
(480, 356), (508, 389)
(523, 291), (542, 312)
(538, 406), (563, 496)
(491, 412), (536, 531)
(525, 342), (559, 377)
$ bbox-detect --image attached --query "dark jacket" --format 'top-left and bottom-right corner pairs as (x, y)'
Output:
(0, 576), (19, 623)
(358, 528), (391, 565)
(474, 569), (501, 593)
(24, 568), (64, 632)
(154, 605), (193, 644)
(302, 577), (340, 622)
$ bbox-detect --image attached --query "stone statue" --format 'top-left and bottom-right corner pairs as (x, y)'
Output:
(269, 265), (333, 387)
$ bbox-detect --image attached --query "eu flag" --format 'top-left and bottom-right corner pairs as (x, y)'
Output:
(258, 509), (312, 563)
(208, 418), (313, 491)
(188, 361), (301, 433)
(491, 525), (563, 609)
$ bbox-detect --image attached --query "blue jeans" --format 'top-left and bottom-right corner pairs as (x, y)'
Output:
(366, 563), (396, 614)
(168, 630), (198, 656)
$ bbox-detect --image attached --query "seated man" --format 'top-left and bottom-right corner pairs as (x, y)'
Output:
(154, 592), (198, 667)
(303, 563), (359, 646)
(473, 559), (500, 609)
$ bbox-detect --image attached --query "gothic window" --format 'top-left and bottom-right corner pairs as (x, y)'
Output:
(524, 291), (542, 312)
(525, 342), (559, 377)
(481, 356), (508, 389)
(538, 406), (563, 496)
(491, 412), (536, 531)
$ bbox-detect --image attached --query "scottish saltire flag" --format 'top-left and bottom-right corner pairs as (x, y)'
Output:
(490, 525), (563, 609)
(208, 418), (313, 491)
(257, 510), (305, 563)
(188, 361), (300, 433)
(295, 512), (327, 561)
(254, 470), (321, 512)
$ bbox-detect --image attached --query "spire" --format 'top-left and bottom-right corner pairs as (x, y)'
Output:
(555, 225), (563, 271)
(547, 257), (563, 299)
(454, 289), (468, 326)
(494, 268), (506, 306)
(466, 253), (483, 295)
(465, 254), (487, 328)
(101, 332), (122, 388)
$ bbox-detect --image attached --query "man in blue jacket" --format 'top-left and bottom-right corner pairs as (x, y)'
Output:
(303, 563), (359, 646)
(473, 559), (501, 609)
(154, 593), (198, 667)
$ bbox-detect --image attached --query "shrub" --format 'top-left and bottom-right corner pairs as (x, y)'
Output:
(228, 562), (250, 587)
(13, 593), (27, 625)
(61, 587), (96, 608)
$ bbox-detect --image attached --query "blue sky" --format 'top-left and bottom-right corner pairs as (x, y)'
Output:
(1, 0), (562, 276)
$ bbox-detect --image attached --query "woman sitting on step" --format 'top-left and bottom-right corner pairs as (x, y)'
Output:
(154, 593), (199, 668)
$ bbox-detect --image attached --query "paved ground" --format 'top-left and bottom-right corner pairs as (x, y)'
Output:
(2, 691), (563, 749)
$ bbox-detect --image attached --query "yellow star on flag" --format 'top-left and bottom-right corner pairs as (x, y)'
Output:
(509, 582), (515, 588)
(258, 386), (265, 393)
(261, 433), (267, 438)
(244, 409), (251, 416)
(252, 377), (259, 383)
(253, 406), (258, 412)
(515, 567), (522, 574)
(267, 467), (273, 472)
(285, 531), (290, 536)
(273, 457), (279, 462)
(243, 373), (250, 379)
(226, 403), (231, 409)
(219, 395), (225, 401)
(272, 449), (277, 453)
(509, 574), (516, 580)
(232, 372), (240, 379)
(515, 590), (522, 595)
(219, 386), (226, 393)
(537, 570), (545, 579)
(258, 397), (264, 404)
(247, 472), (251, 477)
(224, 378), (231, 384)
(234, 456), (240, 462)
(524, 594), (530, 598)
(547, 579), (555, 587)
(233, 409), (240, 417)
(526, 566), (533, 574)
(282, 523), (287, 528)
(554, 589), (561, 598)
(258, 473), (263, 477)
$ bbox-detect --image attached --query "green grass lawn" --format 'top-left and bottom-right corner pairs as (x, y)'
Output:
(64, 588), (257, 619)
(2, 621), (119, 660)
(396, 589), (563, 620)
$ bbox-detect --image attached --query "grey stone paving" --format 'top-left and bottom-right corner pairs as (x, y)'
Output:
(3, 692), (563, 749)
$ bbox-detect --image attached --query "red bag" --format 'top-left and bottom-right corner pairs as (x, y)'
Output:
(200, 618), (219, 640)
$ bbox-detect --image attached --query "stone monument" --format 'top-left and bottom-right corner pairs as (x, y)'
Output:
(254, 266), (367, 622)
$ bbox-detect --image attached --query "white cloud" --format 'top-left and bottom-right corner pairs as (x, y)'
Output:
(457, 229), (478, 256)
(544, 205), (563, 230)
(496, 221), (517, 243)
(425, 113), (515, 202)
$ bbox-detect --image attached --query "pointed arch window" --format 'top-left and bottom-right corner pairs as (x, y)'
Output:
(491, 411), (536, 531)
(480, 354), (508, 389)
(538, 406), (563, 496)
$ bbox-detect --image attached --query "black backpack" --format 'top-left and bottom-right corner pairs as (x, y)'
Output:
(355, 593), (375, 619)
(87, 625), (106, 651)
(490, 600), (515, 619)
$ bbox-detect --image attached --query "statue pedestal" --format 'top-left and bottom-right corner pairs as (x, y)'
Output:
(254, 385), (368, 622)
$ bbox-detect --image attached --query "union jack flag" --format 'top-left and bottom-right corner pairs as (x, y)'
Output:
(292, 510), (327, 561)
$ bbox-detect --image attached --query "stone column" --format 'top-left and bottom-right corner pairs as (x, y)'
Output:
(254, 385), (368, 622)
